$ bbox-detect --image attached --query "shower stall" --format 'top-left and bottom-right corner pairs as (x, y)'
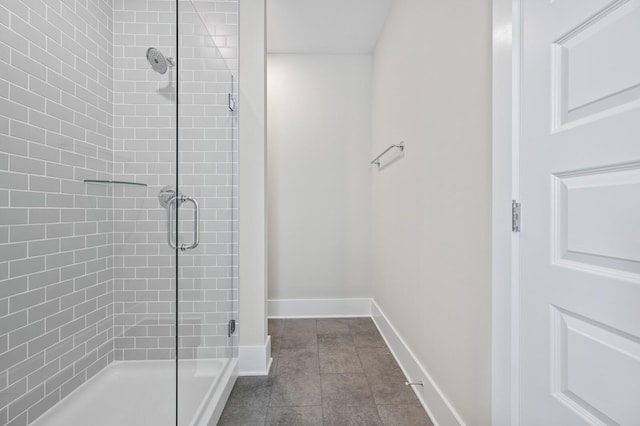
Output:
(0, 0), (238, 425)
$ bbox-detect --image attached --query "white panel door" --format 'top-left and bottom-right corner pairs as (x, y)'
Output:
(519, 0), (640, 424)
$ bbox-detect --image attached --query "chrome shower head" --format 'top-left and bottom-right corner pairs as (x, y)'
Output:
(146, 47), (175, 75)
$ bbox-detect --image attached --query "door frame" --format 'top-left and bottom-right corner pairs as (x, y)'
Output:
(492, 0), (521, 424)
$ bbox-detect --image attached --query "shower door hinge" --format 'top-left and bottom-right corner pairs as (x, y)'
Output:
(228, 93), (237, 112)
(228, 319), (236, 337)
(512, 200), (521, 232)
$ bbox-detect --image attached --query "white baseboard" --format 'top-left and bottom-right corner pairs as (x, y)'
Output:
(371, 300), (465, 426)
(268, 298), (372, 318)
(238, 336), (272, 376)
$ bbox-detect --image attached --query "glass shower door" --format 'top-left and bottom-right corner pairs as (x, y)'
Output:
(175, 1), (238, 424)
(112, 0), (180, 424)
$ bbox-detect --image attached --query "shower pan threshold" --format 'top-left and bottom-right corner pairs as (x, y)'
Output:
(30, 358), (238, 426)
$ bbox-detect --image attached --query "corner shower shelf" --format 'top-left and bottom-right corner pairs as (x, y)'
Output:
(84, 179), (147, 187)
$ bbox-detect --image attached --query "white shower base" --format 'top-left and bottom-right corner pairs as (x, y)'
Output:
(31, 358), (237, 426)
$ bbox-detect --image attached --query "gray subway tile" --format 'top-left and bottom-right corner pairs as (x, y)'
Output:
(0, 346), (28, 380)
(44, 365), (73, 395)
(44, 337), (73, 364)
(0, 243), (28, 262)
(9, 156), (45, 176)
(28, 239), (59, 257)
(0, 135), (28, 156)
(0, 311), (28, 335)
(8, 384), (44, 421)
(0, 378), (26, 408)
(10, 321), (45, 349)
(45, 223), (74, 239)
(7, 411), (27, 426)
(0, 208), (28, 225)
(26, 359), (59, 391)
(29, 176), (60, 194)
(9, 289), (45, 313)
(45, 309), (74, 333)
(28, 142), (59, 163)
(45, 252), (74, 270)
(26, 390), (58, 424)
(28, 208), (60, 224)
(28, 330), (59, 357)
(9, 225), (46, 242)
(28, 300), (60, 323)
(10, 256), (45, 278)
(60, 317), (85, 339)
(0, 298), (7, 317)
(8, 353), (44, 386)
(10, 190), (46, 207)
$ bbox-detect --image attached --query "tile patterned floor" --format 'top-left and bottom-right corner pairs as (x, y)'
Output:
(218, 318), (434, 425)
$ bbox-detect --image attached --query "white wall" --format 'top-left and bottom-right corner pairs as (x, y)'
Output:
(238, 0), (270, 372)
(370, 0), (492, 424)
(267, 54), (372, 300)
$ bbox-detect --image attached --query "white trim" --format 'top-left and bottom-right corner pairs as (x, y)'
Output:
(238, 336), (273, 376)
(492, 0), (520, 424)
(268, 298), (372, 318)
(371, 300), (464, 426)
(204, 358), (238, 426)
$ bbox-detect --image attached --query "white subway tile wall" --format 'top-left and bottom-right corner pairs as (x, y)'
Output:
(0, 0), (238, 424)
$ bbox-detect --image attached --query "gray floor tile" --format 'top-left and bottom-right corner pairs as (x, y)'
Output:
(366, 373), (419, 405)
(281, 333), (318, 351)
(269, 319), (286, 337)
(218, 405), (267, 426)
(317, 334), (354, 350)
(320, 373), (374, 407)
(276, 349), (320, 375)
(352, 330), (386, 349)
(266, 405), (323, 425)
(225, 376), (272, 410)
(271, 335), (282, 355)
(347, 318), (377, 334)
(269, 372), (322, 407)
(377, 404), (434, 426)
(319, 345), (363, 374)
(284, 319), (317, 334)
(322, 404), (383, 426)
(357, 347), (403, 376)
(316, 319), (351, 335)
(222, 318), (432, 426)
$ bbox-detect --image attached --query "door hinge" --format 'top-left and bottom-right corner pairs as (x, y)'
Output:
(228, 319), (236, 337)
(512, 200), (521, 232)
(228, 93), (236, 112)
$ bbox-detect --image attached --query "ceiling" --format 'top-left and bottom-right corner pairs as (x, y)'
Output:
(266, 0), (394, 54)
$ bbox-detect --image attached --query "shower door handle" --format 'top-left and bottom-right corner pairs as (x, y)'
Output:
(167, 196), (178, 250)
(180, 196), (199, 251)
(166, 195), (199, 251)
